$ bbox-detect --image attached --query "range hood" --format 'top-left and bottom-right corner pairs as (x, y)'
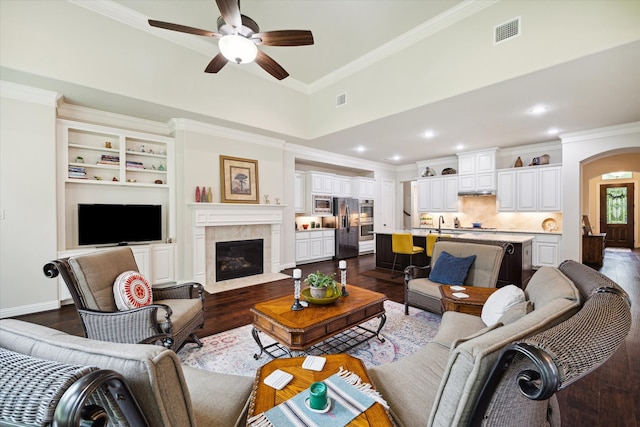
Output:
(458, 190), (496, 197)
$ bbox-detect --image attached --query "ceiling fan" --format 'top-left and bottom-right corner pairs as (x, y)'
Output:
(149, 0), (314, 80)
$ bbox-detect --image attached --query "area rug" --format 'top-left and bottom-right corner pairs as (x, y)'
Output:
(204, 272), (290, 294)
(178, 301), (441, 377)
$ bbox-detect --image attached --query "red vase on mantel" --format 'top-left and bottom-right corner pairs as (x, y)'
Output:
(195, 186), (201, 203)
(201, 186), (207, 203)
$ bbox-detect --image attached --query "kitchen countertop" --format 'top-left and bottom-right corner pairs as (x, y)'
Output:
(413, 227), (561, 235)
(295, 228), (335, 232)
(374, 229), (537, 243)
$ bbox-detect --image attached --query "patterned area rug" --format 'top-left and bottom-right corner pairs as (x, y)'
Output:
(178, 301), (441, 377)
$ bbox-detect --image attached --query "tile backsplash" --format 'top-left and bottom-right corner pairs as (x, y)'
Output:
(422, 196), (562, 232)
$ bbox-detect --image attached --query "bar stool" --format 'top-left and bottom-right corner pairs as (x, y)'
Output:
(391, 233), (424, 279)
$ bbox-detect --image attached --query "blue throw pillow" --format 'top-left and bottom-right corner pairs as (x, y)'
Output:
(429, 251), (477, 286)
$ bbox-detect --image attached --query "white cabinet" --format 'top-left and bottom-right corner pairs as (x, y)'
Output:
(353, 178), (375, 199)
(533, 234), (562, 268)
(295, 230), (335, 264)
(359, 240), (375, 254)
(294, 172), (305, 213)
(417, 176), (458, 212)
(151, 244), (176, 284)
(457, 149), (497, 193)
(307, 172), (334, 194)
(341, 178), (353, 197)
(498, 166), (562, 212)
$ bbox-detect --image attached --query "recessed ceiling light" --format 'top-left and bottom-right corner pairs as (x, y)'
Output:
(355, 145), (366, 152)
(423, 130), (435, 139)
(529, 105), (547, 115)
(456, 144), (464, 150)
(547, 128), (559, 135)
(391, 155), (400, 161)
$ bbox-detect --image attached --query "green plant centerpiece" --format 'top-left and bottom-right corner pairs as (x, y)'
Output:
(304, 271), (339, 299)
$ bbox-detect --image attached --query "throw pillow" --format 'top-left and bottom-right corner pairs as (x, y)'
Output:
(497, 300), (533, 325)
(114, 271), (153, 310)
(481, 284), (525, 326)
(429, 251), (477, 286)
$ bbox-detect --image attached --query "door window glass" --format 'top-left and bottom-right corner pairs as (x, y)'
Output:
(606, 187), (627, 224)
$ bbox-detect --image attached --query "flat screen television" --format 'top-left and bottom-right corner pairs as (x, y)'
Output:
(78, 204), (162, 246)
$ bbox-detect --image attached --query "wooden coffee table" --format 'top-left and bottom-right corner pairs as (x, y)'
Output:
(251, 285), (387, 358)
(439, 285), (498, 316)
(247, 353), (394, 426)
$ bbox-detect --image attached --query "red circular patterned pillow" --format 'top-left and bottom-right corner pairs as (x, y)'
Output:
(114, 271), (153, 310)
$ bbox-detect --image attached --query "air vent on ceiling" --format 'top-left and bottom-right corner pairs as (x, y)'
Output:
(336, 93), (347, 107)
(494, 17), (520, 45)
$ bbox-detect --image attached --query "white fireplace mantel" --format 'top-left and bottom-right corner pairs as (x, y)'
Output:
(190, 203), (286, 283)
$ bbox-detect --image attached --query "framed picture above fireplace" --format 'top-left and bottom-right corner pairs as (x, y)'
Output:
(220, 155), (259, 203)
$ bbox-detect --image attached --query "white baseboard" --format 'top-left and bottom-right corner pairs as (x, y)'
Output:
(0, 300), (60, 319)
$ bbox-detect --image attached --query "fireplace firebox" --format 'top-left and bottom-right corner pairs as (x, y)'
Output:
(216, 239), (264, 281)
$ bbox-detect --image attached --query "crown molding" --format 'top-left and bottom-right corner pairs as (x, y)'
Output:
(170, 118), (285, 148)
(0, 81), (62, 107)
(285, 141), (394, 172)
(560, 121), (640, 143)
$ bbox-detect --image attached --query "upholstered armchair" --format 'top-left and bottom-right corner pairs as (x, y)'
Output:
(43, 247), (204, 351)
(404, 240), (505, 314)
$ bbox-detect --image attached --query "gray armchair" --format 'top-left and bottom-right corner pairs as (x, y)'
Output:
(404, 241), (505, 314)
(43, 247), (204, 351)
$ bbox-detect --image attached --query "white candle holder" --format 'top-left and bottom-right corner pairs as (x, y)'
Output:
(291, 269), (304, 311)
(339, 260), (349, 296)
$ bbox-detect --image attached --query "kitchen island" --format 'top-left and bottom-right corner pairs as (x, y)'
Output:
(375, 230), (535, 288)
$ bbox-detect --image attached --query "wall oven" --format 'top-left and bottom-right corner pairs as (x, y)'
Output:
(359, 199), (374, 241)
(312, 195), (333, 215)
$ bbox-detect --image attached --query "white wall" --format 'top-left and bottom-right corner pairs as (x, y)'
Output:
(561, 122), (640, 261)
(0, 83), (59, 316)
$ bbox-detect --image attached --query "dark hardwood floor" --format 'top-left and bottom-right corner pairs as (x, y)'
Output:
(12, 250), (640, 426)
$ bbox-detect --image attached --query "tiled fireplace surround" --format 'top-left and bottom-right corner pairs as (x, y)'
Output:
(191, 204), (284, 285)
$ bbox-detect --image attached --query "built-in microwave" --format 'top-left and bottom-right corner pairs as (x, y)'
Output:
(312, 195), (333, 215)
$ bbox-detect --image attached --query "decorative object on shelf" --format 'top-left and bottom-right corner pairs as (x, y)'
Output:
(148, 148), (154, 154)
(442, 167), (457, 175)
(582, 215), (593, 236)
(421, 167), (435, 177)
(105, 141), (112, 149)
(339, 260), (349, 296)
(94, 176), (103, 181)
(75, 156), (84, 163)
(140, 145), (145, 153)
(195, 186), (201, 203)
(542, 217), (557, 232)
(291, 269), (304, 311)
(158, 164), (165, 171)
(514, 156), (523, 167)
(302, 224), (309, 229)
(113, 177), (118, 182)
(126, 178), (136, 182)
(220, 155), (259, 203)
(201, 186), (207, 203)
(207, 187), (213, 203)
(154, 179), (163, 185)
(472, 222), (482, 228)
(529, 154), (550, 166)
(275, 198), (280, 205)
(264, 195), (270, 204)
(304, 271), (338, 299)
(310, 221), (315, 229)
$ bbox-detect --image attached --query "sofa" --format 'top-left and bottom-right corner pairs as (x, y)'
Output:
(369, 260), (631, 427)
(0, 319), (254, 427)
(405, 241), (505, 314)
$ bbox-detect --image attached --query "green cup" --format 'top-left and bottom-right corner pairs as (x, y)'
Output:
(309, 381), (327, 410)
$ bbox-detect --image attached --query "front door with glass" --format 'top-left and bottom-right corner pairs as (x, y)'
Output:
(599, 183), (635, 248)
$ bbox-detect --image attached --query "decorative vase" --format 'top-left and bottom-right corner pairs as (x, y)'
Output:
(201, 186), (207, 203)
(515, 156), (523, 167)
(207, 187), (213, 203)
(195, 186), (201, 203)
(310, 287), (327, 299)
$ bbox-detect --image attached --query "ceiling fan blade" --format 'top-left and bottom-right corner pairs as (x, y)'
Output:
(204, 53), (228, 73)
(255, 50), (289, 80)
(216, 0), (242, 31)
(253, 30), (314, 46)
(148, 19), (219, 37)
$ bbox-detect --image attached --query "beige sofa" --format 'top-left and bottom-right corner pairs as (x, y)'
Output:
(371, 261), (603, 427)
(0, 319), (253, 427)
(405, 241), (505, 314)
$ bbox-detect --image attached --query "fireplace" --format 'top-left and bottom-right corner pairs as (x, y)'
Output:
(216, 239), (264, 281)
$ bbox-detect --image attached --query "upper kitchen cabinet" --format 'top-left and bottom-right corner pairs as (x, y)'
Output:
(306, 172), (334, 194)
(497, 165), (562, 212)
(417, 176), (458, 212)
(353, 177), (375, 199)
(457, 148), (498, 193)
(294, 172), (305, 213)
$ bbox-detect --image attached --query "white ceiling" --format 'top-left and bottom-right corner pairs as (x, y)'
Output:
(5, 1), (639, 166)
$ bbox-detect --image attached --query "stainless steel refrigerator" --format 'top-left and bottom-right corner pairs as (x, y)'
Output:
(333, 197), (359, 259)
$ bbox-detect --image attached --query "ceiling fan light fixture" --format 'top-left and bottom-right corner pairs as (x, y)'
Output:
(219, 34), (257, 64)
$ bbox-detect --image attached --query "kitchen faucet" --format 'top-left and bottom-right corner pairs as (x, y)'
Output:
(438, 215), (445, 234)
